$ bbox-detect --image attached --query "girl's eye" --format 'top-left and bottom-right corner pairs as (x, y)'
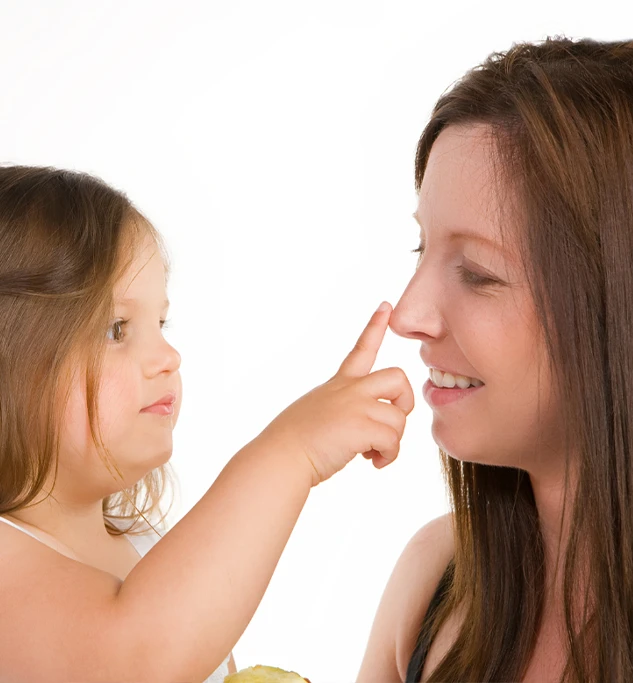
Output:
(107, 319), (128, 343)
(107, 318), (171, 343)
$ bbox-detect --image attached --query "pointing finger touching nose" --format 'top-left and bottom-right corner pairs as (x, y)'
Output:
(337, 302), (392, 379)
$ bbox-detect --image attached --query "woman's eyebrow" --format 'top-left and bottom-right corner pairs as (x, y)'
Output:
(412, 213), (513, 260)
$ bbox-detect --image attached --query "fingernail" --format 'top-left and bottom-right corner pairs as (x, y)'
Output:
(376, 301), (390, 313)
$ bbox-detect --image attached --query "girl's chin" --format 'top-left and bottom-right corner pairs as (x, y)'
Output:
(114, 450), (174, 483)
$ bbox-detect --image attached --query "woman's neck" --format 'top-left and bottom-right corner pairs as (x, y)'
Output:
(528, 458), (578, 599)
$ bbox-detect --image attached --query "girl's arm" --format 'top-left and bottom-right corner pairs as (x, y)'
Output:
(0, 304), (414, 683)
(116, 303), (412, 681)
(118, 433), (314, 680)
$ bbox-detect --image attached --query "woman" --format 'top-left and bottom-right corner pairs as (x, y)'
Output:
(357, 37), (633, 682)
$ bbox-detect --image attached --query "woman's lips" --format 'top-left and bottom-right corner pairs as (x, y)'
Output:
(422, 378), (484, 407)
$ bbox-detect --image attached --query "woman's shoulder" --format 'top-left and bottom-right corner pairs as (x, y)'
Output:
(398, 512), (454, 564)
(356, 512), (454, 683)
(393, 513), (454, 674)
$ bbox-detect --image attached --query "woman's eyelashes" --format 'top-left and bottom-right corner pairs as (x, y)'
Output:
(410, 245), (501, 288)
(456, 266), (499, 287)
(107, 318), (171, 343)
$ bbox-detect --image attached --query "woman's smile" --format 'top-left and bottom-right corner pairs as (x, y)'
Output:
(422, 377), (485, 407)
(421, 362), (485, 407)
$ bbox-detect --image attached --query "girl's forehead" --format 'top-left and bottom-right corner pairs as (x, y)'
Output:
(113, 241), (166, 299)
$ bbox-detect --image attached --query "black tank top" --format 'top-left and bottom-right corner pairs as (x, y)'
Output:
(405, 560), (454, 683)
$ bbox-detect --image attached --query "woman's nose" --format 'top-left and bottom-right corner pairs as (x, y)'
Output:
(389, 268), (447, 342)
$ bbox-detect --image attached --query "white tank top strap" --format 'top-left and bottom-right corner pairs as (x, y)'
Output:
(0, 515), (45, 543)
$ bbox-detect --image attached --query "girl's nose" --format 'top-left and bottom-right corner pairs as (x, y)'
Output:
(144, 336), (181, 378)
(164, 342), (181, 374)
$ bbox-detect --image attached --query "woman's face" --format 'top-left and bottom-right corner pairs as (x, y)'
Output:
(390, 124), (563, 471)
(59, 233), (182, 498)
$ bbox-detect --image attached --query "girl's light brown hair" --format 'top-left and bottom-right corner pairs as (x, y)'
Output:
(0, 165), (176, 538)
(408, 37), (633, 682)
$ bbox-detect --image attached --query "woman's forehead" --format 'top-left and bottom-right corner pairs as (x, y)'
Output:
(417, 125), (512, 248)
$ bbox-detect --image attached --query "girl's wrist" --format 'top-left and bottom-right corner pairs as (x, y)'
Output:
(245, 429), (317, 490)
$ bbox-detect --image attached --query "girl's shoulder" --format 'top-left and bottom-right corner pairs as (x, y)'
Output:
(0, 519), (135, 681)
(356, 512), (454, 682)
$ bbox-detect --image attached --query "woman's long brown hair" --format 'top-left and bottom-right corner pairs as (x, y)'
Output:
(412, 38), (633, 682)
(0, 165), (176, 538)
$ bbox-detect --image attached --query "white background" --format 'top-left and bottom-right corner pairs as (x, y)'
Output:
(0, 2), (630, 681)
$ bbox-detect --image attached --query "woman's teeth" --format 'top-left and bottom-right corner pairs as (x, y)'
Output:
(429, 368), (483, 389)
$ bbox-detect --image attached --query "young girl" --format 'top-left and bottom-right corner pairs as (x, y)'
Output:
(357, 37), (633, 682)
(0, 165), (414, 682)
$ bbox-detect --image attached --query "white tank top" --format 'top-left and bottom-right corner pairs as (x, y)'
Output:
(0, 515), (231, 682)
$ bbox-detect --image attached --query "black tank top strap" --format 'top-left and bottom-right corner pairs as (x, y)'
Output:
(405, 559), (454, 683)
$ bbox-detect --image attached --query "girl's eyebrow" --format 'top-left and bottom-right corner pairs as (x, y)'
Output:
(117, 297), (170, 308)
(412, 213), (514, 261)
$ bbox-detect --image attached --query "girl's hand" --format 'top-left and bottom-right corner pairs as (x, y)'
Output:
(258, 302), (415, 487)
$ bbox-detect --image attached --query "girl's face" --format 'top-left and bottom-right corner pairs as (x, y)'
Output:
(390, 124), (563, 471)
(59, 234), (182, 497)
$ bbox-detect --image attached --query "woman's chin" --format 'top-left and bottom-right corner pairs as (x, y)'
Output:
(433, 433), (485, 466)
(437, 445), (518, 469)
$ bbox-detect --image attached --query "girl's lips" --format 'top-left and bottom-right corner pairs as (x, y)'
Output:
(422, 378), (484, 407)
(140, 403), (174, 416)
(141, 392), (176, 413)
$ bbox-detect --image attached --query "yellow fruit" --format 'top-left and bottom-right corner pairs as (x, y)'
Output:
(224, 664), (309, 682)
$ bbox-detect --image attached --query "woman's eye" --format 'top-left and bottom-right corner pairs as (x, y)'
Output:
(458, 266), (498, 287)
(107, 319), (128, 343)
(411, 246), (499, 288)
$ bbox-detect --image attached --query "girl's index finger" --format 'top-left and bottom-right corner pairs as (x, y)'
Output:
(337, 302), (392, 378)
